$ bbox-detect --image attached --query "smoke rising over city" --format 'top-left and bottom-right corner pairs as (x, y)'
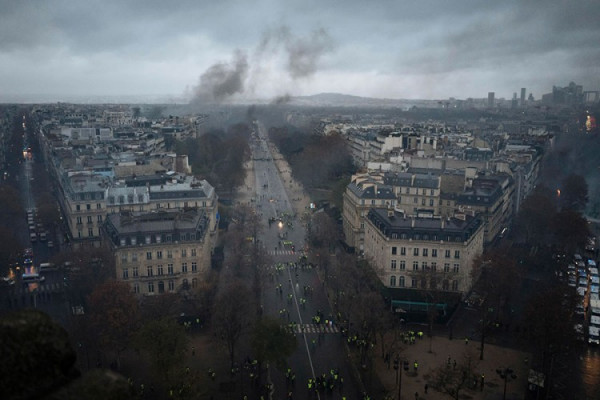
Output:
(190, 26), (334, 104)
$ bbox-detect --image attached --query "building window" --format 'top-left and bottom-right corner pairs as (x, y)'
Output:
(429, 199), (434, 206)
(422, 262), (428, 270)
(432, 249), (437, 257)
(413, 197), (418, 204)
(147, 266), (153, 277)
(133, 283), (140, 294)
(454, 250), (460, 259)
(405, 187), (410, 194)
(122, 268), (128, 280)
(399, 276), (405, 287)
(411, 279), (417, 288)
(453, 264), (460, 273)
(192, 278), (198, 288)
(430, 278), (437, 289)
(87, 215), (92, 223)
(430, 189), (434, 196)
(400, 261), (406, 270)
(133, 267), (139, 277)
(413, 248), (419, 256)
(452, 280), (459, 291)
(157, 265), (164, 276)
(146, 252), (152, 260)
(413, 261), (419, 271)
(158, 281), (165, 294)
(421, 198), (426, 206)
(86, 204), (91, 210)
(391, 260), (397, 270)
(392, 247), (397, 255)
(76, 205), (81, 211)
(431, 262), (437, 271)
(132, 253), (138, 262)
(182, 263), (188, 273)
(97, 215), (102, 222)
(167, 264), (174, 275)
(120, 253), (127, 263)
(148, 282), (154, 293)
(191, 248), (197, 257)
(167, 250), (173, 259)
(401, 247), (406, 256)
(444, 263), (450, 273)
(191, 262), (197, 272)
(181, 249), (187, 258)
(445, 250), (451, 258)
(157, 251), (163, 259)
(423, 248), (428, 257)
(168, 280), (175, 292)
(390, 276), (396, 287)
(76, 216), (82, 224)
(442, 280), (449, 290)
(97, 203), (101, 209)
(88, 228), (93, 237)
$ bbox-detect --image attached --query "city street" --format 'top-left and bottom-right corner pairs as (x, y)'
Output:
(242, 121), (364, 399)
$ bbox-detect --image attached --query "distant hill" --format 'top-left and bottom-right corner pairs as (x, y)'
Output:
(290, 92), (439, 109)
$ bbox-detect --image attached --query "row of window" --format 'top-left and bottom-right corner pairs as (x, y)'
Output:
(391, 247), (460, 258)
(121, 248), (198, 263)
(76, 215), (102, 224)
(390, 260), (460, 273)
(145, 248), (197, 260)
(75, 203), (102, 211)
(132, 277), (198, 294)
(119, 232), (201, 247)
(389, 275), (459, 291)
(122, 262), (198, 279)
(76, 228), (95, 238)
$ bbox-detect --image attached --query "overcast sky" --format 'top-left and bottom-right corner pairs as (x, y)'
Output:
(1, 0), (599, 102)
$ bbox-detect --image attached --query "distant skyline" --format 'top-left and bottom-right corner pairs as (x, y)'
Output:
(1, 0), (599, 103)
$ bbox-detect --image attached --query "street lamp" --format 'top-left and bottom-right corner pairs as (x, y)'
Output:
(496, 367), (517, 400)
(393, 356), (407, 400)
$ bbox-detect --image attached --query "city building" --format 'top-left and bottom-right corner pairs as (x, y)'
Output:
(363, 208), (484, 302)
(488, 92), (495, 108)
(103, 208), (213, 296)
(342, 171), (441, 252)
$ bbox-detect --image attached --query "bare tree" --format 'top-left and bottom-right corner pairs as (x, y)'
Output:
(212, 280), (255, 369)
(431, 349), (479, 400)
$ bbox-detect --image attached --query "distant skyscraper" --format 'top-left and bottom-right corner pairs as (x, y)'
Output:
(520, 88), (526, 106)
(488, 92), (495, 107)
(511, 92), (518, 109)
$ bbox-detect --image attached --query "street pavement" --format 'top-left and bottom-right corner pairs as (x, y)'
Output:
(374, 330), (531, 400)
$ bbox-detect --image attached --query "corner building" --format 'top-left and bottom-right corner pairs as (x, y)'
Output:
(103, 209), (214, 295)
(364, 209), (484, 298)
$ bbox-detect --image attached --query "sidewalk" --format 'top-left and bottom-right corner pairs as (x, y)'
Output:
(375, 333), (531, 400)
